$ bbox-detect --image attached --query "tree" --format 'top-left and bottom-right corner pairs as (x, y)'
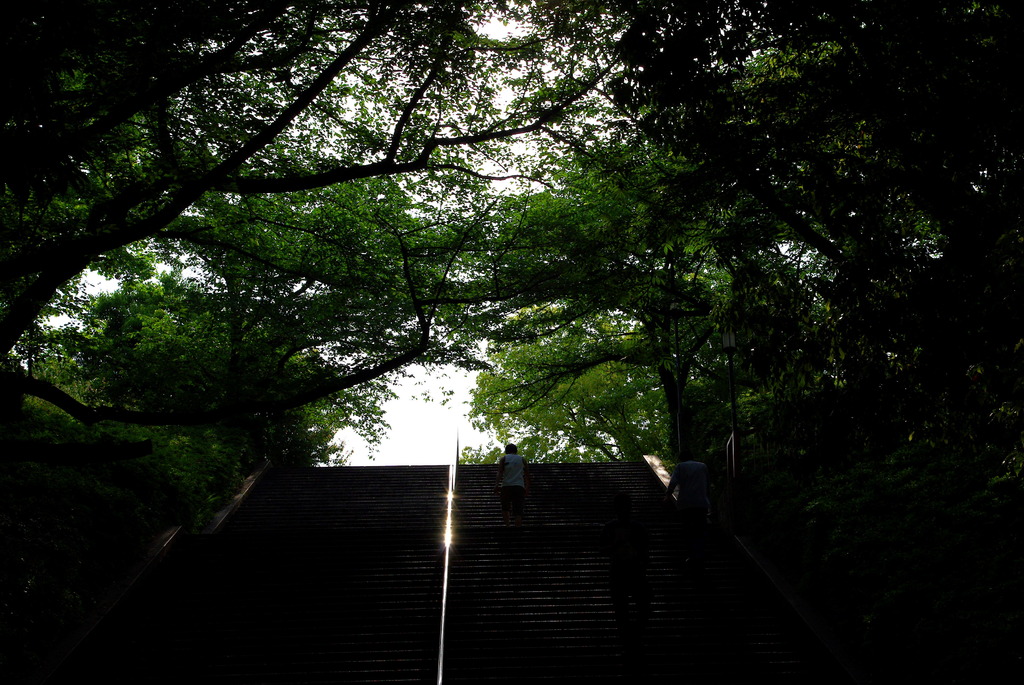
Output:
(471, 313), (669, 461)
(607, 3), (1024, 678)
(612, 0), (1024, 465)
(1, 0), (620, 460)
(463, 137), (746, 461)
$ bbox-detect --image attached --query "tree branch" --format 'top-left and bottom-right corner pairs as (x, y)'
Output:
(386, 41), (449, 161)
(4, 318), (430, 426)
(225, 72), (605, 194)
(0, 439), (153, 464)
(428, 163), (554, 187)
(0, 7), (403, 356)
(1, 4), (400, 284)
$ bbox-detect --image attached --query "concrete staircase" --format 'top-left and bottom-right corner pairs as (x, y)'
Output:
(44, 462), (851, 684)
(443, 462), (844, 684)
(46, 466), (450, 684)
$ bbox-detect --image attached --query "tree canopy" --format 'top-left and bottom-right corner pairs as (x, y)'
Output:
(1, 0), (620, 461)
(8, 0), (1021, 475)
(4, 1), (1024, 681)
(600, 0), (1024, 466)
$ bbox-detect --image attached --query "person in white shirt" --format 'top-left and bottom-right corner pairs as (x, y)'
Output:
(494, 443), (531, 526)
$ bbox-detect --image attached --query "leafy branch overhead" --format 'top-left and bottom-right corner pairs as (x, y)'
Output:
(1, 0), (620, 451)
(3, 3), (1023, 680)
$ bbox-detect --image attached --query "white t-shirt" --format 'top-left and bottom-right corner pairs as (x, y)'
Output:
(500, 453), (526, 487)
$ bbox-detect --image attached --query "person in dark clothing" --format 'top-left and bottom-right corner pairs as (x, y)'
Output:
(663, 457), (711, 576)
(601, 491), (652, 644)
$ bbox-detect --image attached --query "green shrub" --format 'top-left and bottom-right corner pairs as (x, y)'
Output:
(745, 445), (1024, 683)
(0, 407), (257, 680)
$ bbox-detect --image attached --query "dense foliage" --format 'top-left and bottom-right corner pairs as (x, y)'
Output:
(0, 397), (271, 677)
(2, 0), (616, 456)
(465, 147), (732, 462)
(462, 1), (1024, 680)
(742, 444), (1024, 682)
(1, 1), (616, 679)
(610, 0), (1024, 466)
(3, 1), (1022, 682)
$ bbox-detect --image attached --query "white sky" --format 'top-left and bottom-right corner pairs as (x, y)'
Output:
(335, 365), (495, 466)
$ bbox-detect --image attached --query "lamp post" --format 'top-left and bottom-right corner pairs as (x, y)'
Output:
(671, 304), (683, 460)
(722, 331), (739, 479)
(721, 330), (740, 532)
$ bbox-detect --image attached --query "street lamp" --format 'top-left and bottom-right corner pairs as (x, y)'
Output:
(670, 303), (684, 460)
(722, 331), (739, 479)
(721, 330), (741, 533)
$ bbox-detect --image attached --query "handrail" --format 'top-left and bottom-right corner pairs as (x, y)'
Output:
(649, 451), (865, 683)
(733, 536), (869, 684)
(202, 459), (271, 534)
(642, 453), (674, 490)
(38, 525), (183, 684)
(41, 460), (270, 682)
(725, 431), (739, 480)
(435, 461), (456, 685)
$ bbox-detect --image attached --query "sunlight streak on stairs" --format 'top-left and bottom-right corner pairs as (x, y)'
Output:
(436, 463), (456, 685)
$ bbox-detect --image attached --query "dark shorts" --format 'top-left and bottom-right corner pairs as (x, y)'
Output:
(676, 507), (708, 560)
(500, 485), (526, 515)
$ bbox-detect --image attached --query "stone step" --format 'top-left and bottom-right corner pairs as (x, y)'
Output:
(46, 463), (851, 684)
(48, 529), (446, 684)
